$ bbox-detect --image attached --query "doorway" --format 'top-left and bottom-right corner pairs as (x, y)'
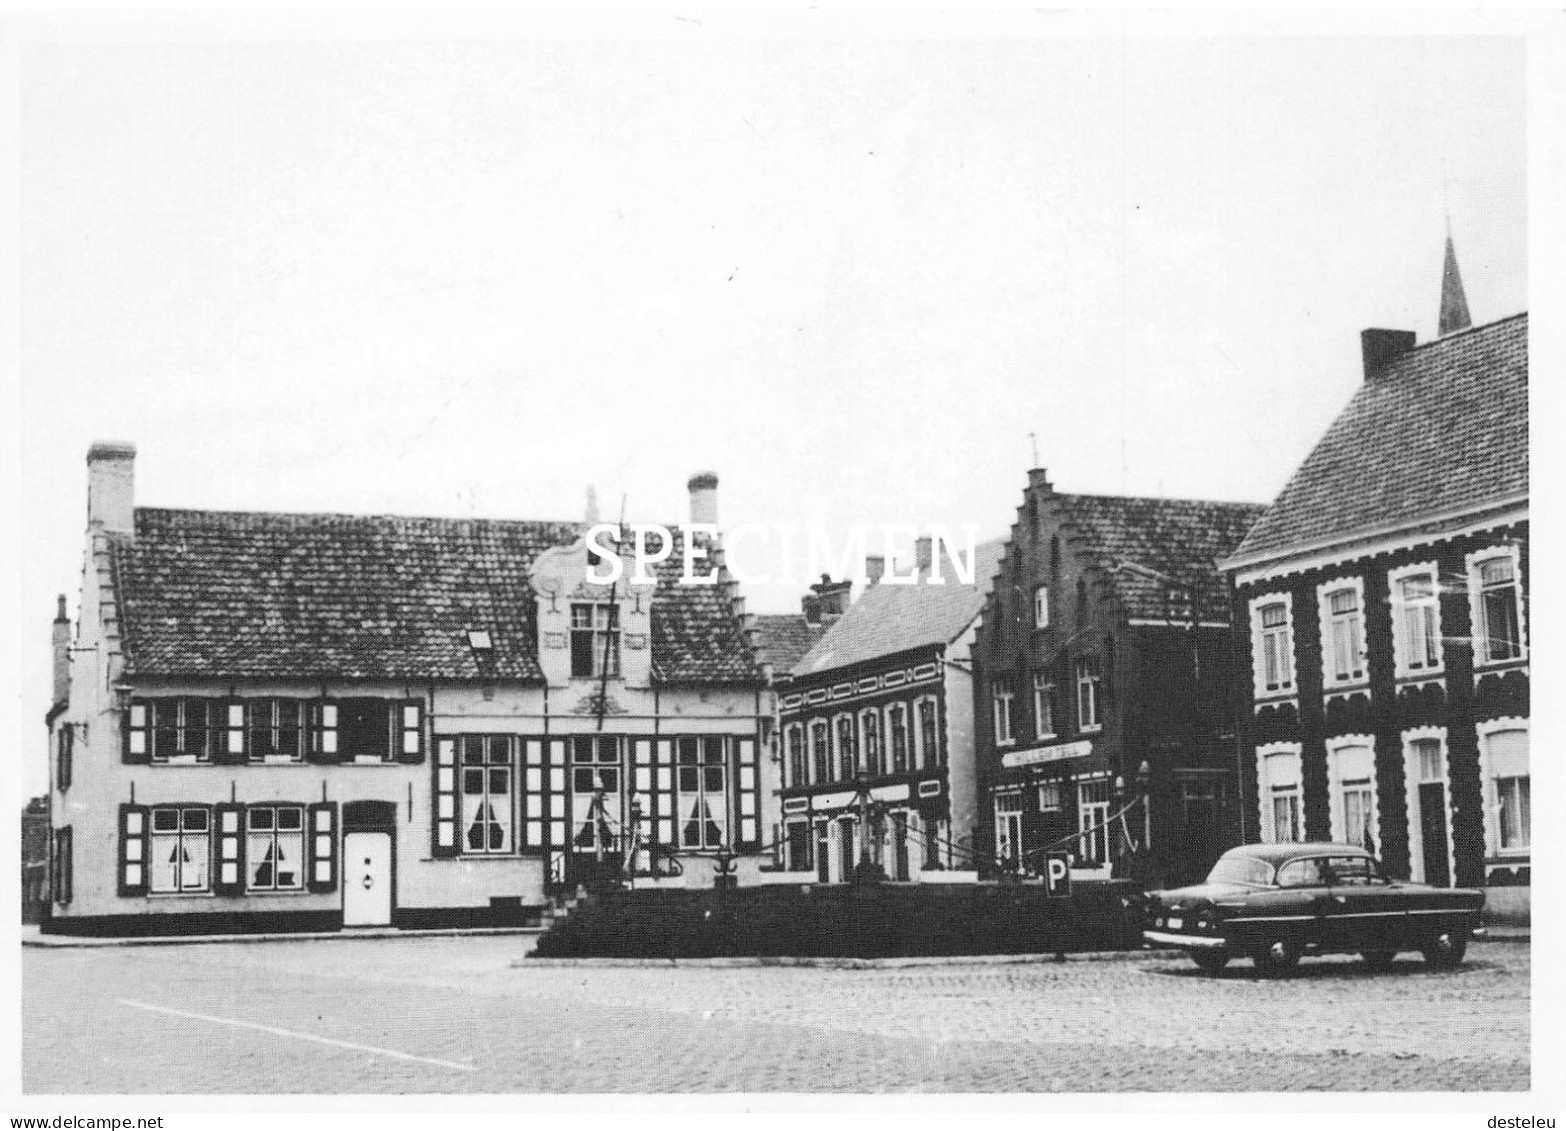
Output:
(343, 831), (392, 927)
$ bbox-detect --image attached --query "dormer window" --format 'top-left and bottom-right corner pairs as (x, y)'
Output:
(570, 603), (620, 678)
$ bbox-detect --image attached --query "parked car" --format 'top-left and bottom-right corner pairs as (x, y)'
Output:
(1142, 842), (1485, 976)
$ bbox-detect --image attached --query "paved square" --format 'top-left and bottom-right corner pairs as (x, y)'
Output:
(23, 937), (1528, 1093)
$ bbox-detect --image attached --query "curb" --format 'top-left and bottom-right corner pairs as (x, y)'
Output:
(516, 949), (1180, 969)
(22, 925), (546, 949)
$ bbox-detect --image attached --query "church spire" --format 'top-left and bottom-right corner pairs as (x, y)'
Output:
(1438, 227), (1472, 337)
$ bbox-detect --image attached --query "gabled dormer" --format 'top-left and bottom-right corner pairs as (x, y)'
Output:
(527, 534), (653, 690)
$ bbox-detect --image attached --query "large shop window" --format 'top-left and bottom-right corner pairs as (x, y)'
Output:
(570, 602), (621, 678)
(1391, 565), (1443, 677)
(1074, 657), (1102, 732)
(572, 736), (622, 852)
(1257, 746), (1303, 844)
(1482, 727), (1530, 856)
(1251, 596), (1295, 696)
(992, 681), (1015, 746)
(1470, 552), (1525, 664)
(1320, 580), (1367, 686)
(678, 737), (728, 849)
(150, 806), (211, 893)
(463, 735), (515, 854)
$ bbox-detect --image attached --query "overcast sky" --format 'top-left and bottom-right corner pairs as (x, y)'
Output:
(15, 19), (1532, 795)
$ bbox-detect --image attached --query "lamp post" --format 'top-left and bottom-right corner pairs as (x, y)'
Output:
(712, 843), (737, 906)
(850, 771), (887, 886)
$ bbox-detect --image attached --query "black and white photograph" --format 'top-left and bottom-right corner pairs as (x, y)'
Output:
(6, 3), (1558, 1122)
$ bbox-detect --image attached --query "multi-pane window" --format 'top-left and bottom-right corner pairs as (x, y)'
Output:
(1077, 780), (1110, 865)
(1322, 582), (1367, 684)
(571, 736), (622, 852)
(994, 792), (1023, 867)
(463, 735), (514, 854)
(246, 806), (305, 891)
(835, 716), (857, 780)
(918, 698), (940, 766)
(1033, 585), (1050, 629)
(1474, 555), (1524, 662)
(861, 710), (882, 777)
(147, 699), (214, 762)
(888, 705), (909, 773)
(570, 602), (621, 678)
(1075, 657), (1102, 731)
(1260, 747), (1303, 844)
(1254, 599), (1294, 694)
(810, 720), (831, 784)
(1272, 792), (1301, 843)
(1329, 741), (1376, 848)
(1483, 727), (1530, 855)
(1393, 569), (1442, 675)
(1033, 673), (1056, 740)
(786, 725), (806, 788)
(677, 736), (728, 849)
(1341, 780), (1375, 849)
(992, 682), (1015, 745)
(248, 699), (304, 761)
(1038, 781), (1062, 812)
(150, 806), (210, 892)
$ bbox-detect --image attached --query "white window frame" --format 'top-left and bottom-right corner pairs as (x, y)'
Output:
(1476, 717), (1530, 861)
(1033, 585), (1050, 629)
(149, 805), (211, 893)
(992, 682), (1015, 747)
(1388, 561), (1445, 680)
(809, 718), (831, 785)
(784, 723), (806, 789)
(1325, 734), (1379, 850)
(886, 703), (910, 774)
(993, 791), (1023, 866)
(859, 708), (883, 777)
(1076, 778), (1111, 865)
(1466, 545), (1527, 669)
(1256, 743), (1303, 845)
(245, 804), (306, 893)
(833, 712), (857, 780)
(1074, 657), (1102, 733)
(1248, 593), (1296, 699)
(462, 734), (517, 856)
(1317, 576), (1369, 689)
(915, 695), (940, 769)
(1400, 726), (1456, 887)
(1032, 672), (1056, 741)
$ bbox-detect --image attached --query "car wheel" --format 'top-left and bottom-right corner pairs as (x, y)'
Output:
(1252, 938), (1301, 977)
(1192, 950), (1230, 976)
(1421, 931), (1468, 970)
(1359, 950), (1396, 971)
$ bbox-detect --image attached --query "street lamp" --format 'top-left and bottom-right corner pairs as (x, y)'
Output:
(850, 771), (887, 886)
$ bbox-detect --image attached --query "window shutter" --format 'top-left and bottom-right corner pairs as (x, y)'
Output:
(214, 803), (246, 896)
(117, 804), (149, 897)
(212, 700), (247, 765)
(395, 700), (425, 765)
(433, 737), (459, 857)
(52, 826), (73, 905)
(307, 700), (342, 764)
(58, 726), (74, 791)
(736, 738), (759, 848)
(122, 701), (151, 765)
(307, 802), (338, 893)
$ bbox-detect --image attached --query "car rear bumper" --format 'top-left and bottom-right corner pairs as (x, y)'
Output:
(1143, 929), (1227, 950)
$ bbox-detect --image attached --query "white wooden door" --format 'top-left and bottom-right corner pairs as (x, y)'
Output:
(343, 832), (392, 927)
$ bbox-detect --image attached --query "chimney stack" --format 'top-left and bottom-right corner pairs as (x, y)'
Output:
(864, 555), (885, 586)
(687, 471), (719, 528)
(52, 595), (70, 709)
(810, 574), (853, 624)
(87, 441), (137, 534)
(1027, 467), (1052, 492)
(914, 535), (934, 575)
(1360, 329), (1416, 383)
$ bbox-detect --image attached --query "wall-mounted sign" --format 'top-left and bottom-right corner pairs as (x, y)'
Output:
(1001, 739), (1093, 769)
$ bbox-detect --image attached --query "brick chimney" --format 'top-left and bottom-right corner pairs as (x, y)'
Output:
(87, 441), (136, 534)
(1360, 329), (1416, 382)
(865, 555), (885, 586)
(52, 595), (70, 709)
(687, 471), (719, 527)
(810, 574), (853, 624)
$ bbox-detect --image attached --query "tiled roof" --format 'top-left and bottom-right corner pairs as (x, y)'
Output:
(793, 540), (1006, 677)
(111, 508), (757, 684)
(1051, 494), (1267, 623)
(1229, 313), (1528, 567)
(752, 614), (827, 674)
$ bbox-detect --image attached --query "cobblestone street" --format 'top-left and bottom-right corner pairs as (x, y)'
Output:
(23, 936), (1528, 1093)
